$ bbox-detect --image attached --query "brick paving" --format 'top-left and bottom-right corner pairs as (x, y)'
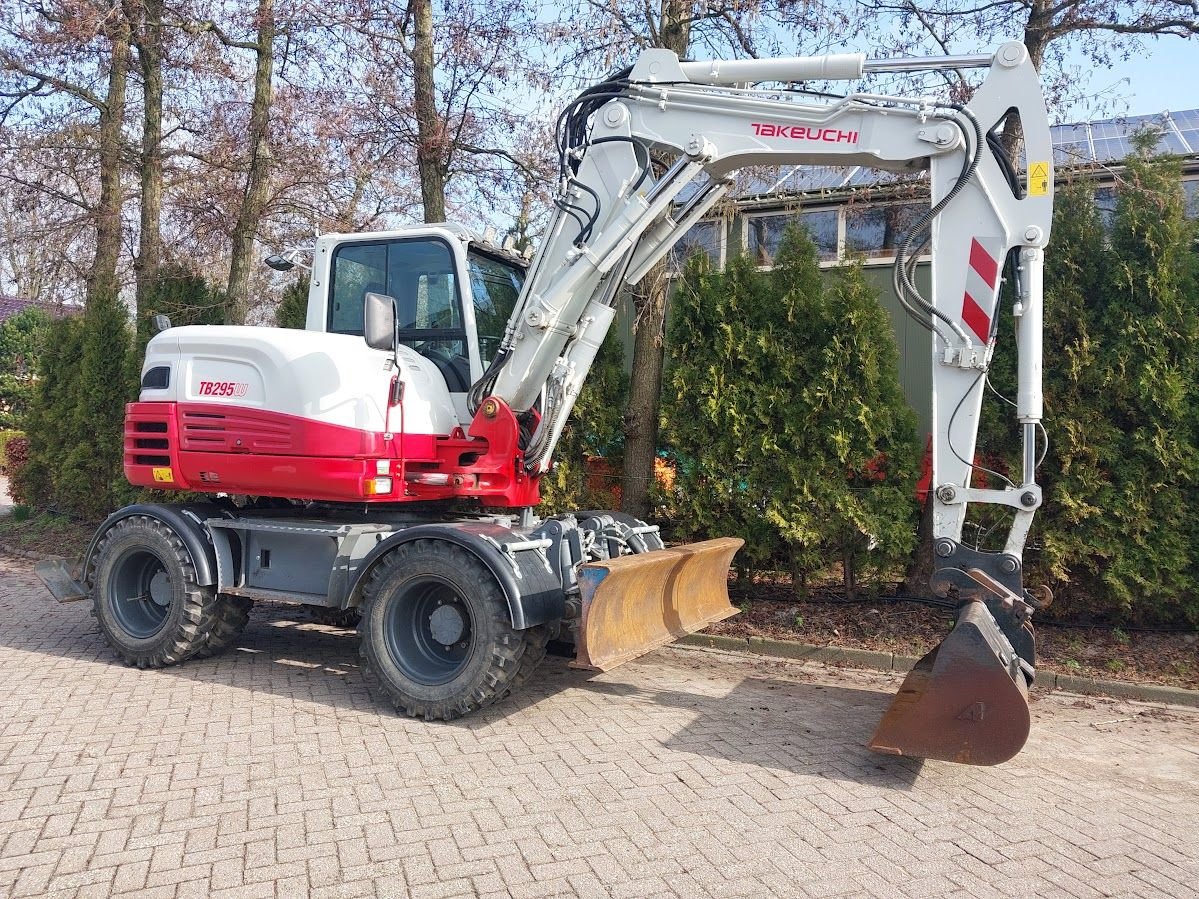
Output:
(1, 554), (1197, 899)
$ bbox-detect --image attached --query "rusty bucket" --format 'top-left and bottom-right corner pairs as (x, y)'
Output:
(869, 600), (1033, 765)
(572, 537), (744, 672)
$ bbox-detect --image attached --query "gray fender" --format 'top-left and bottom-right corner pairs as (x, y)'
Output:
(81, 503), (233, 589)
(345, 523), (565, 630)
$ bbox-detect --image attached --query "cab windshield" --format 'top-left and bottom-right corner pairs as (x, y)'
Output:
(467, 249), (524, 366)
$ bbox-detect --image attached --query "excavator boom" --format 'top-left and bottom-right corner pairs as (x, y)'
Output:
(473, 41), (1053, 763)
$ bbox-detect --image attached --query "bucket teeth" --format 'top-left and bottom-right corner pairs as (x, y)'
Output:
(572, 537), (743, 672)
(869, 600), (1033, 765)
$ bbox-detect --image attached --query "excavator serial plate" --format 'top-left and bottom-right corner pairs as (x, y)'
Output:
(572, 537), (744, 672)
(869, 600), (1032, 765)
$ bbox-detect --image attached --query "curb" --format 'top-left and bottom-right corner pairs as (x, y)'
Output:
(678, 633), (1199, 709)
(0, 542), (57, 562)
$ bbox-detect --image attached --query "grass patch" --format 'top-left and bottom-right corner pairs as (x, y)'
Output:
(0, 510), (95, 558)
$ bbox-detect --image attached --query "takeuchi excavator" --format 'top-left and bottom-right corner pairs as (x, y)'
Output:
(38, 41), (1053, 765)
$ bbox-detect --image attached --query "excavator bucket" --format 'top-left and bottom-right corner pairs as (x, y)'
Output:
(571, 537), (744, 672)
(869, 600), (1032, 765)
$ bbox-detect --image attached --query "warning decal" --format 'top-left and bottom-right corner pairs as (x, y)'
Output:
(152, 467), (174, 483)
(1028, 161), (1050, 197)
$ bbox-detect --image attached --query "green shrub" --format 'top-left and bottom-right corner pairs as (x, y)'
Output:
(663, 226), (920, 594)
(18, 292), (133, 519)
(0, 306), (51, 430)
(275, 275), (311, 329)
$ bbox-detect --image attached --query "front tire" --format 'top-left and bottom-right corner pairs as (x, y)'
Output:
(91, 516), (217, 668)
(358, 540), (528, 720)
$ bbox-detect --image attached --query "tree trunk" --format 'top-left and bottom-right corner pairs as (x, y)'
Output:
(903, 494), (937, 598)
(225, 0), (275, 325)
(620, 266), (668, 519)
(1002, 0), (1054, 162)
(618, 0), (694, 520)
(411, 0), (446, 223)
(89, 25), (131, 304)
(131, 0), (164, 320)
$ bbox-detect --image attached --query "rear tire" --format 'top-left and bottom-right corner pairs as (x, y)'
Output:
(195, 596), (253, 658)
(91, 516), (217, 668)
(358, 540), (527, 720)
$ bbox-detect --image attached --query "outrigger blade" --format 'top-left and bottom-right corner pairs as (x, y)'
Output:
(572, 537), (744, 672)
(869, 600), (1032, 766)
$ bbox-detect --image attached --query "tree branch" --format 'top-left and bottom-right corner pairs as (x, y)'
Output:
(175, 18), (260, 51)
(0, 53), (105, 111)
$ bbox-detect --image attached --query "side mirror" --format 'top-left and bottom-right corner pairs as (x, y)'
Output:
(363, 291), (398, 352)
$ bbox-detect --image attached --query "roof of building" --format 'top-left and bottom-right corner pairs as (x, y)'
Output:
(740, 108), (1199, 198)
(0, 295), (80, 324)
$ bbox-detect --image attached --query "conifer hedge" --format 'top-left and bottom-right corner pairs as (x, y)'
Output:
(15, 268), (221, 519)
(986, 149), (1199, 625)
(662, 227), (921, 595)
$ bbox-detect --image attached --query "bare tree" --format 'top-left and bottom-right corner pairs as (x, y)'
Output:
(862, 0), (1199, 118)
(332, 0), (544, 224)
(126, 0), (166, 314)
(0, 0), (133, 304)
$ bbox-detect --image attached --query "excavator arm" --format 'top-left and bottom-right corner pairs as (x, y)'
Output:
(471, 41), (1053, 764)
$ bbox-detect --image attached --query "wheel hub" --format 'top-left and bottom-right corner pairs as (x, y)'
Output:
(429, 603), (466, 646)
(148, 571), (172, 606)
(382, 578), (476, 685)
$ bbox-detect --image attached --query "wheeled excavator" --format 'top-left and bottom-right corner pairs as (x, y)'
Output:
(37, 41), (1053, 765)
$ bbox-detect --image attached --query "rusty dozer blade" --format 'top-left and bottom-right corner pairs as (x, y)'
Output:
(869, 600), (1032, 766)
(572, 537), (744, 672)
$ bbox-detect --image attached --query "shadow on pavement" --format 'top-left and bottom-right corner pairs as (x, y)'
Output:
(5, 592), (922, 787)
(541, 667), (925, 788)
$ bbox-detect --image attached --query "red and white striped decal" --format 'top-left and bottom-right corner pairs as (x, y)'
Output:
(961, 238), (1000, 342)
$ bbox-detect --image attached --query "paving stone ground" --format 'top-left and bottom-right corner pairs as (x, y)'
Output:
(1, 554), (1197, 899)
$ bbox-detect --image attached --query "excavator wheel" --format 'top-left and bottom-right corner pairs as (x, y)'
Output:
(91, 516), (218, 668)
(358, 539), (532, 720)
(195, 595), (254, 659)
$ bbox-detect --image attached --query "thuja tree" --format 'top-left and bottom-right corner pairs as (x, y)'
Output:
(13, 289), (134, 518)
(63, 290), (135, 518)
(136, 264), (224, 347)
(275, 275), (311, 329)
(986, 148), (1199, 625)
(0, 305), (51, 429)
(659, 252), (786, 575)
(10, 315), (84, 507)
(664, 227), (920, 593)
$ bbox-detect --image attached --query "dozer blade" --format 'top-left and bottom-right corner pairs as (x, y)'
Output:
(572, 537), (744, 672)
(869, 600), (1032, 766)
(34, 559), (88, 603)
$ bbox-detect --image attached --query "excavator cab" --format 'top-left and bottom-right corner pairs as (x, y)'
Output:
(321, 227), (526, 419)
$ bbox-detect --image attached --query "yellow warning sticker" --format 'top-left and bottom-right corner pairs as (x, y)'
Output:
(1028, 161), (1050, 197)
(152, 467), (174, 483)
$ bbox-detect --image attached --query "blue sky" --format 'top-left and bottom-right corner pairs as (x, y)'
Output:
(1101, 36), (1198, 116)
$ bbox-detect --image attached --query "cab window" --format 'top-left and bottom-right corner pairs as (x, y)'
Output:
(329, 237), (471, 391)
(468, 250), (524, 365)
